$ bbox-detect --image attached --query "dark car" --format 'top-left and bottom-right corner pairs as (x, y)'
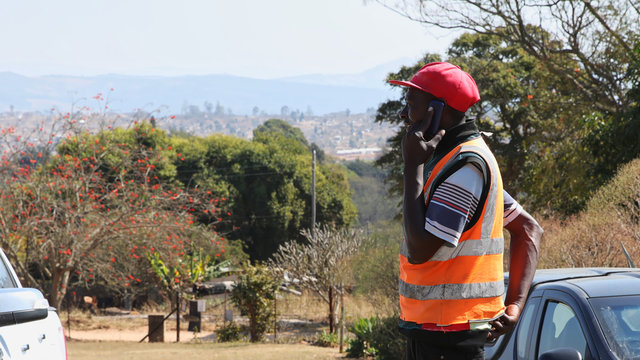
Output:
(485, 268), (640, 360)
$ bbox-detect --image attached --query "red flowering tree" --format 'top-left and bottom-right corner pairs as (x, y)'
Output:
(0, 115), (229, 309)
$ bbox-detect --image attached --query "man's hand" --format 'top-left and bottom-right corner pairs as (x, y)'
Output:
(487, 304), (520, 342)
(401, 107), (446, 264)
(402, 107), (445, 167)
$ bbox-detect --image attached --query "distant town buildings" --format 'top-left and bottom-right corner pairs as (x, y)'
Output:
(0, 110), (398, 161)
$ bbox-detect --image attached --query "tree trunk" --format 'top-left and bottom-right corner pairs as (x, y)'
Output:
(249, 304), (258, 342)
(50, 269), (70, 310)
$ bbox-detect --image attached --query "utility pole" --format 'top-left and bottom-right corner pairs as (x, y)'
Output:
(311, 149), (316, 235)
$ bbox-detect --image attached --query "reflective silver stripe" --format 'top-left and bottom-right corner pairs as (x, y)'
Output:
(401, 236), (503, 261)
(399, 279), (505, 301)
(429, 237), (504, 261)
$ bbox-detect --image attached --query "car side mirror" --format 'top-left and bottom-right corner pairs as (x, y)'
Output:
(0, 288), (49, 326)
(538, 347), (582, 360)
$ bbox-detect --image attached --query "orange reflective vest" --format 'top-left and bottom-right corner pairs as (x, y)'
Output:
(399, 136), (505, 326)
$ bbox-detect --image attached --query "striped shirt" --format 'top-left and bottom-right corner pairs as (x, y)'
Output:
(425, 163), (522, 246)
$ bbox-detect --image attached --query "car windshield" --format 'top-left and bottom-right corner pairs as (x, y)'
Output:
(590, 296), (640, 359)
(0, 254), (17, 288)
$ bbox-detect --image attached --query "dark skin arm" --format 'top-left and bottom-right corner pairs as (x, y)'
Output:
(487, 209), (543, 342)
(401, 107), (446, 264)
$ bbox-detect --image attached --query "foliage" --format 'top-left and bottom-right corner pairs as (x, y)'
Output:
(271, 225), (364, 333)
(312, 330), (338, 348)
(368, 316), (406, 360)
(148, 251), (231, 294)
(230, 261), (280, 342)
(447, 30), (597, 213)
(350, 220), (401, 312)
(537, 158), (640, 268)
(253, 119), (309, 148)
(216, 321), (244, 342)
(346, 317), (378, 358)
(171, 130), (357, 261)
(345, 160), (399, 225)
(0, 116), (228, 309)
(581, 42), (640, 191)
(346, 315), (405, 360)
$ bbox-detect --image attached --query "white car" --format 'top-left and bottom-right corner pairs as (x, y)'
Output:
(0, 250), (67, 359)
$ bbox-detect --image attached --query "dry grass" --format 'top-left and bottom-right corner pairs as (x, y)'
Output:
(61, 309), (147, 331)
(276, 291), (384, 323)
(530, 158), (640, 269)
(61, 290), (387, 346)
(67, 341), (345, 360)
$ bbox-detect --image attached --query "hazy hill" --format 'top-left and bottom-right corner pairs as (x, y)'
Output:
(0, 61), (405, 116)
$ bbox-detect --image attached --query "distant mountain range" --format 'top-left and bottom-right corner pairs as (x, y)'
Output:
(0, 59), (409, 116)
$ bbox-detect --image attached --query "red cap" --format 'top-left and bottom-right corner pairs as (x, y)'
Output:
(388, 62), (480, 113)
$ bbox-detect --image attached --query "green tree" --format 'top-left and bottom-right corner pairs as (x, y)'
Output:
(446, 30), (596, 213)
(172, 130), (357, 261)
(253, 119), (309, 148)
(582, 42), (640, 187)
(345, 160), (399, 225)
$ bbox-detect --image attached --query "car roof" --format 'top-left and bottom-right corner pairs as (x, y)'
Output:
(566, 271), (640, 297)
(507, 267), (640, 298)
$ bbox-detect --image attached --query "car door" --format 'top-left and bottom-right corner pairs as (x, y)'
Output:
(535, 290), (596, 360)
(488, 296), (542, 360)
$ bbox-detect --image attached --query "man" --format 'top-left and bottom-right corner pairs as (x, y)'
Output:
(390, 62), (542, 359)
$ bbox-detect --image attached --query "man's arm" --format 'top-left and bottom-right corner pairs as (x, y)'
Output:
(488, 209), (543, 341)
(402, 156), (447, 264)
(401, 107), (446, 264)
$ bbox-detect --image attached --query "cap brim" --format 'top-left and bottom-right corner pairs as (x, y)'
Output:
(387, 80), (428, 93)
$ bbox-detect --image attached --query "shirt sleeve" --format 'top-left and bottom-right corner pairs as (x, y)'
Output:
(424, 163), (483, 247)
(503, 190), (523, 226)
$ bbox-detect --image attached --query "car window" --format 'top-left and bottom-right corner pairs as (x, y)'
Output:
(0, 255), (17, 288)
(516, 297), (539, 360)
(538, 301), (591, 359)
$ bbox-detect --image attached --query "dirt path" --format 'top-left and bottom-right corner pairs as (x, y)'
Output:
(67, 326), (216, 343)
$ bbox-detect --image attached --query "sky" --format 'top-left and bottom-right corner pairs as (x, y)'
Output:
(0, 0), (459, 79)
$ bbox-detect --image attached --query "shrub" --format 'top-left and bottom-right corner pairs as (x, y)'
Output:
(535, 158), (640, 269)
(346, 317), (377, 358)
(346, 315), (406, 360)
(216, 321), (243, 342)
(230, 261), (279, 342)
(313, 330), (338, 347)
(369, 316), (405, 360)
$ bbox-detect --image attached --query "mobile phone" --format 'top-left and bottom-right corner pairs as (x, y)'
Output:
(426, 99), (445, 137)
